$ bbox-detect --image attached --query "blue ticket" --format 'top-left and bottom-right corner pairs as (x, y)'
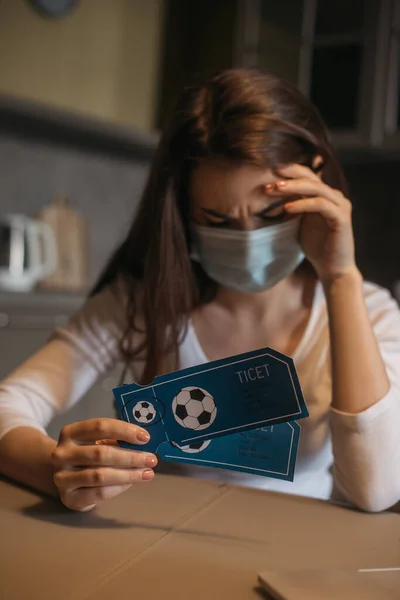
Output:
(113, 346), (308, 455)
(158, 422), (301, 481)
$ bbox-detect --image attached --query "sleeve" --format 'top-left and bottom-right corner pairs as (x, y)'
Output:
(329, 283), (400, 512)
(0, 282), (127, 442)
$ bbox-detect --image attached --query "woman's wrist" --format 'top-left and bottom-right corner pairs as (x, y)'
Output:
(0, 427), (59, 498)
(321, 266), (363, 300)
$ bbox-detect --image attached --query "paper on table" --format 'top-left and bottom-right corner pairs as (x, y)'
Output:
(257, 568), (400, 599)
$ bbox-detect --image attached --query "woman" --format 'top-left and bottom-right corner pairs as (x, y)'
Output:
(0, 69), (399, 513)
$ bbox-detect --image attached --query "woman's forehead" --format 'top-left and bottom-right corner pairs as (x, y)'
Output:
(190, 159), (278, 201)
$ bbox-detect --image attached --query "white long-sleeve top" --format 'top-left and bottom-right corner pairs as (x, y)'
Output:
(0, 280), (400, 512)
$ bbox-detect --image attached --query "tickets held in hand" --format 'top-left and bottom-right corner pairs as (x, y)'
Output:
(113, 347), (309, 481)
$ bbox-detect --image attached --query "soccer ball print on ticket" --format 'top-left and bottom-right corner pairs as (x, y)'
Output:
(158, 422), (301, 482)
(172, 386), (217, 431)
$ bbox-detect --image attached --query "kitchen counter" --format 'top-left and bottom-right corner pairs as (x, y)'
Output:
(0, 290), (86, 331)
(0, 289), (85, 312)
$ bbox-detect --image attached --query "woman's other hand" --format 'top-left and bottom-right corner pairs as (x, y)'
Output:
(266, 161), (356, 283)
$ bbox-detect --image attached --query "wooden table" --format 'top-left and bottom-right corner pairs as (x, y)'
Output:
(0, 474), (399, 599)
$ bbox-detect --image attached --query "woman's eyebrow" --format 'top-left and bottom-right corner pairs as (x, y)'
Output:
(257, 199), (287, 216)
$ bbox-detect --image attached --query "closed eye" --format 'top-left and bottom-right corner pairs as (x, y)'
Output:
(201, 208), (232, 227)
(257, 199), (287, 221)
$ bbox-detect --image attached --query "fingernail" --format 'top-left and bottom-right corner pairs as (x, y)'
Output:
(276, 180), (286, 188)
(145, 455), (158, 467)
(265, 183), (274, 190)
(137, 430), (150, 443)
(142, 469), (154, 481)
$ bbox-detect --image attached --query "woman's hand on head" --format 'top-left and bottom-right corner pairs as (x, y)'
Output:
(266, 162), (356, 283)
(51, 419), (157, 512)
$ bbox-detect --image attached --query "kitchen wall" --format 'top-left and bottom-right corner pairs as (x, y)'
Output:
(0, 0), (164, 131)
(0, 131), (151, 285)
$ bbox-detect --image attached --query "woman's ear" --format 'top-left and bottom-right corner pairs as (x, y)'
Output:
(312, 155), (324, 178)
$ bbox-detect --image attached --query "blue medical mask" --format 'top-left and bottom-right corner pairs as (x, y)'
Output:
(190, 218), (304, 293)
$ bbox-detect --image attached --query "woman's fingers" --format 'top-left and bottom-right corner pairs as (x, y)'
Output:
(266, 178), (346, 206)
(58, 418), (150, 445)
(277, 162), (321, 182)
(60, 484), (134, 512)
(53, 418), (157, 512)
(284, 196), (351, 227)
(54, 465), (155, 495)
(51, 443), (157, 470)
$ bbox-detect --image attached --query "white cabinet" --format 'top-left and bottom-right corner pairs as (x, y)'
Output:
(300, 0), (393, 150)
(237, 0), (400, 152)
(160, 0), (400, 151)
(382, 0), (400, 148)
(0, 292), (119, 440)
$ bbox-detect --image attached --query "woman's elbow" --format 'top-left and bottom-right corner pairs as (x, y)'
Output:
(343, 482), (400, 513)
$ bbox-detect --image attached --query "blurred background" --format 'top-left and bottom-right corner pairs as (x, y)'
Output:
(0, 0), (399, 431)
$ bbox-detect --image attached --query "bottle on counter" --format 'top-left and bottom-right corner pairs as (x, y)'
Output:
(36, 196), (89, 292)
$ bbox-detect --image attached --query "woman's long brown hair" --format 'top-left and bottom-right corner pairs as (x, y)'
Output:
(91, 68), (347, 384)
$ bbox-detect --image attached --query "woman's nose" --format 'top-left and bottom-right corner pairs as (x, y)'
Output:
(237, 218), (254, 231)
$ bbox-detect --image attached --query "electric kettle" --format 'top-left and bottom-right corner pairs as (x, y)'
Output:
(0, 214), (57, 292)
